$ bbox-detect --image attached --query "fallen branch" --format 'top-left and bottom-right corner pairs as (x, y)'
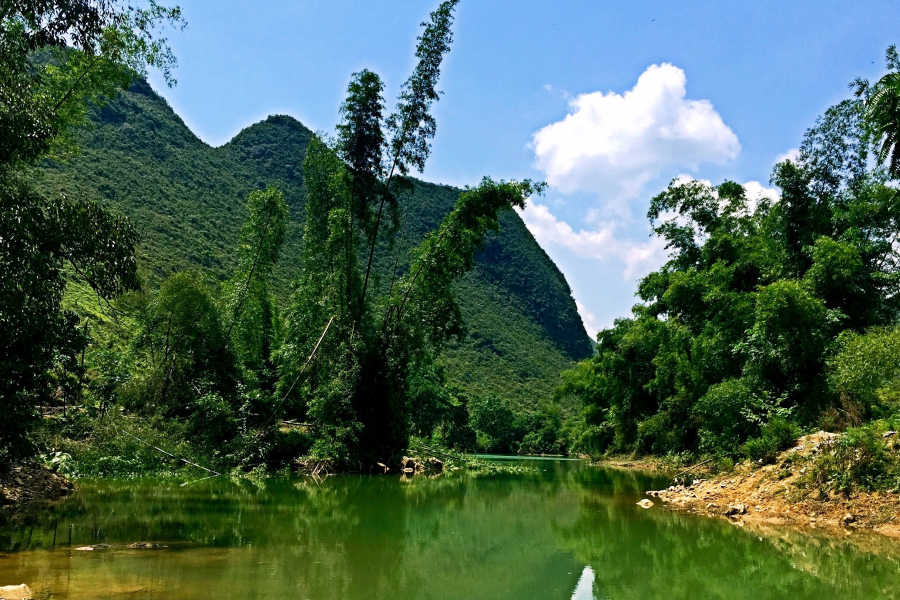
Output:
(673, 458), (715, 479)
(417, 444), (472, 464)
(118, 428), (221, 477)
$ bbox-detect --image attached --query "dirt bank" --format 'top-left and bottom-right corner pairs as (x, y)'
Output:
(646, 432), (900, 538)
(0, 462), (73, 516)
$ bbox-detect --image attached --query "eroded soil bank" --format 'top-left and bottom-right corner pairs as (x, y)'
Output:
(0, 462), (72, 519)
(646, 432), (900, 538)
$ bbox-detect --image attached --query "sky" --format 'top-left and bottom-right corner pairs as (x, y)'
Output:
(146, 0), (900, 338)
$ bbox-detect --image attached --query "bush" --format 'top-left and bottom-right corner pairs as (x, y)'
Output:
(828, 326), (900, 419)
(809, 418), (900, 495)
(694, 378), (759, 454)
(741, 419), (799, 464)
(468, 394), (516, 453)
(188, 393), (237, 446)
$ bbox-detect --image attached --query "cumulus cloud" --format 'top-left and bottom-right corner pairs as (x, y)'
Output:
(742, 180), (779, 211)
(531, 63), (740, 204)
(775, 148), (800, 164)
(518, 200), (669, 281)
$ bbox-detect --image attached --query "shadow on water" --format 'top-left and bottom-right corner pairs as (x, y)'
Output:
(0, 459), (898, 599)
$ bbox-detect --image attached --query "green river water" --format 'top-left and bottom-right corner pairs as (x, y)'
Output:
(1, 457), (899, 599)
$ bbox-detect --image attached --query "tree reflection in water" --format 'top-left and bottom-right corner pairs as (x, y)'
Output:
(0, 462), (898, 600)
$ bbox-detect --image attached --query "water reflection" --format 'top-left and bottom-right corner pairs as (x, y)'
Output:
(0, 461), (898, 600)
(571, 566), (595, 600)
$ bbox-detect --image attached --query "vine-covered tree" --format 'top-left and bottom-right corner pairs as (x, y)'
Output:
(277, 0), (544, 467)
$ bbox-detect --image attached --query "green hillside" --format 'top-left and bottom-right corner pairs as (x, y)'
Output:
(35, 79), (591, 406)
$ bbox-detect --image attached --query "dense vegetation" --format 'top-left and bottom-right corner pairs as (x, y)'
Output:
(1, 0), (183, 464)
(30, 41), (590, 410)
(2, 0), (590, 476)
(558, 48), (900, 494)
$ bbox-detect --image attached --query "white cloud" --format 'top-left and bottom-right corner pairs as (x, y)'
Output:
(531, 63), (740, 205)
(742, 180), (779, 212)
(518, 200), (669, 281)
(775, 148), (800, 164)
(575, 300), (602, 339)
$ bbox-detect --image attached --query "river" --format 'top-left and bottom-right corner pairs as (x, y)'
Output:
(1, 458), (899, 599)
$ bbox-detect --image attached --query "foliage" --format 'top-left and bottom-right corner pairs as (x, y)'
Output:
(271, 1), (549, 469)
(34, 61), (588, 415)
(828, 326), (900, 416)
(741, 419), (800, 464)
(222, 186), (288, 388)
(0, 0), (182, 465)
(9, 1), (590, 472)
(856, 45), (900, 177)
(806, 413), (900, 495)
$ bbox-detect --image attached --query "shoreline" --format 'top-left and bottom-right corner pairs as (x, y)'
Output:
(610, 433), (900, 539)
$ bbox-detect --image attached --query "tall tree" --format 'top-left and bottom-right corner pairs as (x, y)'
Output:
(224, 187), (289, 388)
(0, 0), (183, 463)
(277, 1), (549, 467)
(857, 45), (900, 178)
(359, 0), (460, 310)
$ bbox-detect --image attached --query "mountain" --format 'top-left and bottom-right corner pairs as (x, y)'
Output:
(36, 79), (592, 407)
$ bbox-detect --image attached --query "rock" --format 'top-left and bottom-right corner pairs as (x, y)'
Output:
(400, 456), (426, 474)
(842, 513), (857, 525)
(706, 503), (719, 510)
(637, 499), (654, 509)
(0, 584), (32, 600)
(724, 504), (747, 516)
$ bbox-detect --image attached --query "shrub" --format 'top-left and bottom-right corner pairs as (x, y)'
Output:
(188, 393), (237, 446)
(694, 378), (759, 454)
(809, 420), (900, 495)
(741, 419), (799, 464)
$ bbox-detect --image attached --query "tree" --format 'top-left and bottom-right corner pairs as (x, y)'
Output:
(857, 45), (900, 178)
(275, 1), (547, 467)
(0, 0), (183, 463)
(223, 187), (289, 389)
(359, 0), (460, 311)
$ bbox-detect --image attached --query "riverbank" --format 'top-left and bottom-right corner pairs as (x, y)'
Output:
(646, 432), (900, 538)
(0, 462), (73, 518)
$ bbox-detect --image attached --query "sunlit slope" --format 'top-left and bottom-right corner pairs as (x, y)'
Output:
(36, 79), (592, 405)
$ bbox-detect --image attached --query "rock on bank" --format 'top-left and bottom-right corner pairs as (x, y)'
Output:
(0, 462), (73, 514)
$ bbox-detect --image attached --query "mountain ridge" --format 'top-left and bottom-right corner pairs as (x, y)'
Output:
(37, 79), (592, 405)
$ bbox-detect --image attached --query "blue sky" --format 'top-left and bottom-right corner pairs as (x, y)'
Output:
(147, 0), (900, 337)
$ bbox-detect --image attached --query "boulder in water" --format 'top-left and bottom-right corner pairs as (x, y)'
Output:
(0, 584), (33, 600)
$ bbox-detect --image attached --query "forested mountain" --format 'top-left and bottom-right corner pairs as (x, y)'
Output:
(34, 78), (592, 407)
